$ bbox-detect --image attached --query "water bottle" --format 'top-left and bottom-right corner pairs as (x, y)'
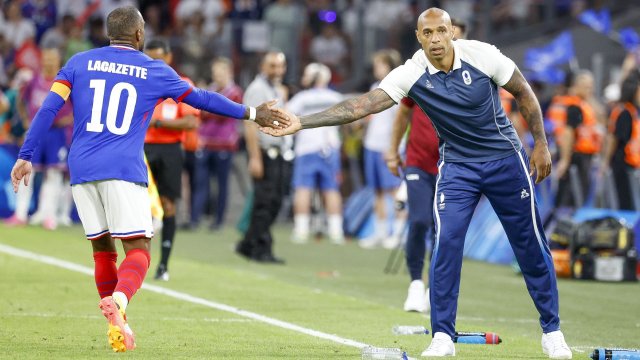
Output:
(392, 325), (429, 335)
(591, 348), (640, 360)
(454, 331), (502, 345)
(361, 346), (409, 360)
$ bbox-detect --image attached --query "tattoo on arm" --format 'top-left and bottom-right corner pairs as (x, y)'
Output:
(300, 88), (395, 129)
(502, 68), (547, 145)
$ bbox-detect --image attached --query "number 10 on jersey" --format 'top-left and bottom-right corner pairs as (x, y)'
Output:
(86, 79), (137, 135)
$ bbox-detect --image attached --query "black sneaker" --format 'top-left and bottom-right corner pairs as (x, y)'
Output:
(253, 254), (285, 265)
(154, 264), (169, 281)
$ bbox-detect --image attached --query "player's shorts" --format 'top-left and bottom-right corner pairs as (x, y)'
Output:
(32, 127), (67, 169)
(364, 148), (401, 190)
(292, 150), (340, 191)
(144, 142), (183, 200)
(72, 180), (154, 240)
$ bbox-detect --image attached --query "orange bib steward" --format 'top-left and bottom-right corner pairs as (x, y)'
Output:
(547, 95), (602, 154)
(145, 77), (200, 144)
(609, 102), (640, 168)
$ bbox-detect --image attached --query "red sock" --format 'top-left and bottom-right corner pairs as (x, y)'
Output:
(114, 248), (150, 301)
(93, 252), (118, 299)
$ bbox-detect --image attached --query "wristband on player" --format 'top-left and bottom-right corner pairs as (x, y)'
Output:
(249, 106), (257, 121)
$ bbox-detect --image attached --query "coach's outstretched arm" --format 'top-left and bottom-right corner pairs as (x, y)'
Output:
(261, 89), (395, 136)
(502, 67), (552, 184)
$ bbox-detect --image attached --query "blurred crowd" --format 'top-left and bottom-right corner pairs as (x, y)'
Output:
(1, 0), (639, 256)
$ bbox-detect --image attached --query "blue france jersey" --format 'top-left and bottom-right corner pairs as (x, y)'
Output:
(379, 39), (522, 163)
(55, 45), (192, 185)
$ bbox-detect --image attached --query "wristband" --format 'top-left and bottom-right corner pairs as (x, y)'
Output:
(249, 107), (257, 121)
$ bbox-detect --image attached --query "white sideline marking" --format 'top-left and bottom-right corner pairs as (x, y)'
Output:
(3, 313), (256, 323)
(0, 243), (369, 349)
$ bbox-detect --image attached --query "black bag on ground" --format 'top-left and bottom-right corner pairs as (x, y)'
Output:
(572, 248), (638, 282)
(573, 217), (634, 252)
(549, 218), (578, 249)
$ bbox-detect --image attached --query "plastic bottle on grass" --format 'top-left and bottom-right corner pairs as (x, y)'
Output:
(591, 348), (640, 360)
(392, 325), (429, 335)
(454, 331), (502, 344)
(361, 346), (410, 359)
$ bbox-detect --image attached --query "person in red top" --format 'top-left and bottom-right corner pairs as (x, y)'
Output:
(143, 39), (200, 281)
(191, 57), (243, 230)
(386, 96), (439, 314)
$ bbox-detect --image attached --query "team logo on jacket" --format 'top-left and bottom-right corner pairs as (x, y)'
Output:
(425, 79), (434, 89)
(438, 193), (445, 210)
(462, 70), (472, 85)
(521, 189), (530, 199)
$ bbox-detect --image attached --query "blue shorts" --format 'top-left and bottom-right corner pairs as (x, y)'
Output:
(32, 127), (67, 168)
(292, 151), (340, 191)
(364, 148), (401, 190)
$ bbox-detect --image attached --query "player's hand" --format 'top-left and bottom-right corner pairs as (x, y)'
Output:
(529, 143), (552, 184)
(384, 151), (404, 177)
(248, 156), (264, 179)
(259, 109), (301, 137)
(10, 159), (33, 193)
(254, 100), (291, 129)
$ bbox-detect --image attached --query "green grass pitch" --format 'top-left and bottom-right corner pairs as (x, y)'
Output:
(0, 224), (638, 359)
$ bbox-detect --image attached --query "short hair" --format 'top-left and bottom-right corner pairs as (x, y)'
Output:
(304, 63), (332, 86)
(452, 18), (467, 37)
(41, 46), (62, 57)
(106, 6), (143, 39)
(145, 38), (171, 54)
(619, 71), (640, 104)
(564, 69), (592, 89)
(373, 49), (402, 70)
(212, 56), (233, 69)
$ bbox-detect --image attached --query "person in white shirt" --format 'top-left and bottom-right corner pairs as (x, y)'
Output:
(3, 1), (36, 49)
(360, 49), (404, 249)
(287, 63), (344, 244)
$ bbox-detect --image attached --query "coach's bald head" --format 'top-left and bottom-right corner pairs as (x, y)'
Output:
(415, 8), (456, 68)
(107, 6), (146, 51)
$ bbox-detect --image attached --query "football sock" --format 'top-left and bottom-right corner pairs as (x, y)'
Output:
(327, 214), (343, 239)
(114, 248), (150, 302)
(93, 251), (118, 298)
(39, 169), (63, 221)
(293, 214), (310, 238)
(112, 292), (129, 311)
(374, 218), (388, 240)
(57, 179), (73, 221)
(159, 216), (176, 268)
(392, 218), (405, 238)
(14, 180), (34, 221)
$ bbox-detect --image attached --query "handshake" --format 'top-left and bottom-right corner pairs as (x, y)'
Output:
(253, 100), (300, 137)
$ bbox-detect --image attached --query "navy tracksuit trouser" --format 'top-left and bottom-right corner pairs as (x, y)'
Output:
(405, 166), (437, 281)
(429, 149), (560, 337)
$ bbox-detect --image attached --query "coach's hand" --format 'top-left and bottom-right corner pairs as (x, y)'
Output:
(530, 142), (552, 184)
(11, 159), (33, 193)
(259, 109), (301, 137)
(254, 100), (291, 129)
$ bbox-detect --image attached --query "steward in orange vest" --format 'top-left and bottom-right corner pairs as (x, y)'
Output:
(602, 72), (640, 210)
(546, 71), (603, 208)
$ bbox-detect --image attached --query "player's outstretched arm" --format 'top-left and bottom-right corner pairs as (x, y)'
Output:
(182, 89), (289, 130)
(261, 89), (395, 137)
(13, 89), (66, 192)
(503, 67), (551, 184)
